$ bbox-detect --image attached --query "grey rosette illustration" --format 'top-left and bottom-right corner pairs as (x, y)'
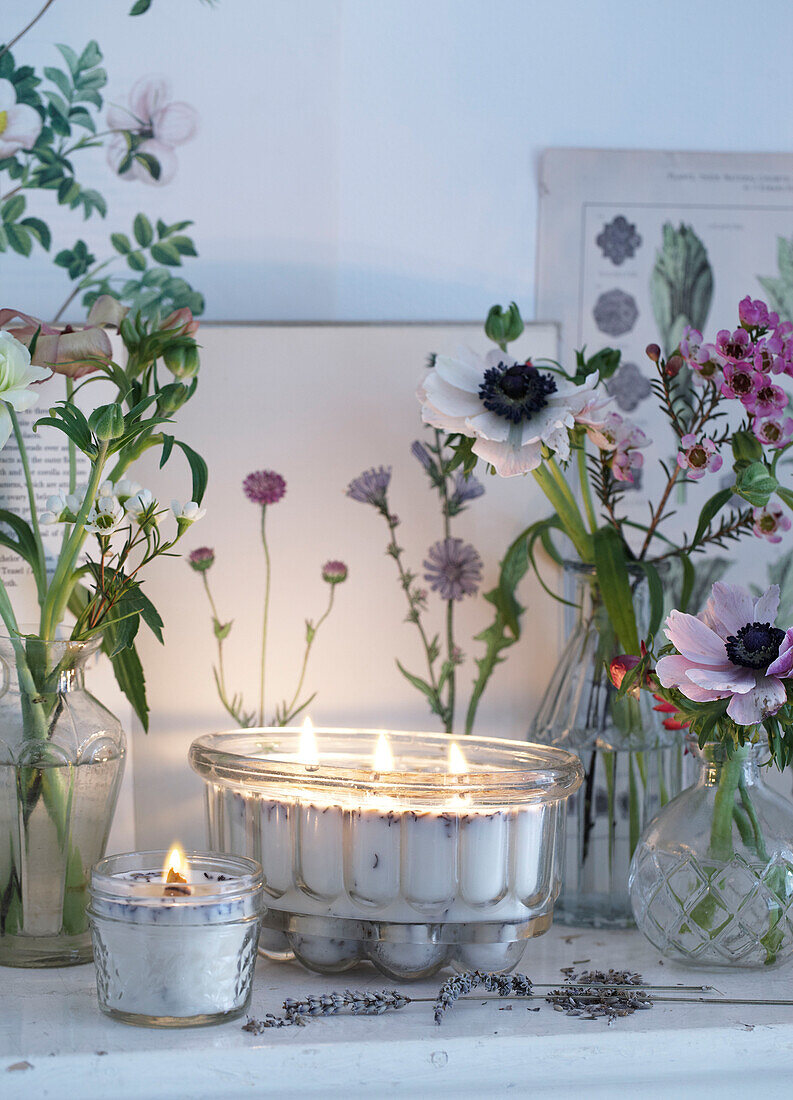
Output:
(593, 288), (638, 337)
(606, 361), (652, 412)
(596, 215), (642, 265)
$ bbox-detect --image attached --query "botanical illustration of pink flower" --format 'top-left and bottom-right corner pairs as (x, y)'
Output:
(753, 504), (792, 544)
(0, 78), (42, 157)
(656, 582), (792, 725)
(423, 538), (482, 601)
(243, 470), (286, 506)
(106, 76), (198, 186)
(676, 434), (722, 481)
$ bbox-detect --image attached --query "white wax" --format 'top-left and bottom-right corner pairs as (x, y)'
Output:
(345, 807), (401, 907)
(297, 802), (343, 899)
(259, 798), (293, 897)
(458, 812), (508, 906)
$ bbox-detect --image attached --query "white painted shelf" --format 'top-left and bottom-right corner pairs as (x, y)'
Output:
(3, 925), (793, 1099)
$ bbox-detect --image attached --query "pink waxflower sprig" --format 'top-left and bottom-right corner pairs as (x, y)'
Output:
(611, 582), (793, 769)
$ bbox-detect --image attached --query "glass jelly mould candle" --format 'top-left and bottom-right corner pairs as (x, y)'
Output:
(189, 728), (583, 981)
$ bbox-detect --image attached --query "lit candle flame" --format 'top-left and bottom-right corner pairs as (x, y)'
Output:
(299, 717), (319, 766)
(163, 844), (187, 885)
(372, 732), (395, 772)
(448, 741), (468, 775)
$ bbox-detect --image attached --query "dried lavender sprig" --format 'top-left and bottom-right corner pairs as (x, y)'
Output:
(243, 989), (411, 1031)
(433, 971), (533, 1025)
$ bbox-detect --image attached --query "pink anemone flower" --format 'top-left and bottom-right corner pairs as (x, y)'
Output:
(656, 582), (793, 725)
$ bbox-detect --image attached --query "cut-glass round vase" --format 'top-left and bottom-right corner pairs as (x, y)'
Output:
(0, 632), (125, 967)
(531, 562), (682, 928)
(630, 738), (793, 968)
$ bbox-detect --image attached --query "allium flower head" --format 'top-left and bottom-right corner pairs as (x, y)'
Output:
(346, 466), (392, 508)
(656, 582), (793, 725)
(423, 538), (482, 601)
(322, 560), (348, 584)
(676, 434), (722, 481)
(243, 470), (286, 506)
(418, 346), (600, 477)
(753, 504), (792, 544)
(189, 547), (215, 572)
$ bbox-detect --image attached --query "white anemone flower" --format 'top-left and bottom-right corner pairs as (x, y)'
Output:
(171, 499), (205, 525)
(419, 347), (600, 477)
(0, 330), (50, 449)
(0, 79), (43, 158)
(84, 496), (124, 535)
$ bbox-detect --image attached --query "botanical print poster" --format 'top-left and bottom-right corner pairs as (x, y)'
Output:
(536, 148), (793, 583)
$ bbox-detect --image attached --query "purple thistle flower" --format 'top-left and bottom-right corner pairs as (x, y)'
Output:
(346, 466), (391, 508)
(322, 560), (348, 584)
(410, 440), (434, 471)
(188, 546), (215, 572)
(243, 470), (287, 506)
(423, 538), (483, 601)
(449, 470), (484, 508)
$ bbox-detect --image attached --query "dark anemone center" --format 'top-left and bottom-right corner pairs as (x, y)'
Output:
(725, 621), (785, 670)
(478, 361), (557, 424)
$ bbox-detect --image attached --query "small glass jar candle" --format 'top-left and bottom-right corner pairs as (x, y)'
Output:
(88, 850), (263, 1027)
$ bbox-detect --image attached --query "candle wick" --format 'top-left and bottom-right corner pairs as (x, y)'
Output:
(164, 865), (190, 896)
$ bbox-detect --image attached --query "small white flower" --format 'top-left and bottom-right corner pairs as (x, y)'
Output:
(171, 499), (206, 525)
(98, 480), (116, 499)
(39, 510), (62, 526)
(84, 496), (124, 535)
(40, 492), (69, 525)
(114, 478), (142, 503)
(125, 488), (159, 525)
(66, 482), (91, 514)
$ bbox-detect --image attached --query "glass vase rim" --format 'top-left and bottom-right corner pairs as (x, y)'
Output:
(0, 627), (103, 655)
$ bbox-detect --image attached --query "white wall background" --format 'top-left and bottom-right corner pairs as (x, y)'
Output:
(4, 0), (793, 322)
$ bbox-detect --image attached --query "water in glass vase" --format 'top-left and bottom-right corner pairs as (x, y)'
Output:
(531, 562), (682, 928)
(0, 633), (125, 967)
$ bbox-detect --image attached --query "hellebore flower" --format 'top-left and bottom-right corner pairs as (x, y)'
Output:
(0, 329), (51, 447)
(0, 296), (128, 379)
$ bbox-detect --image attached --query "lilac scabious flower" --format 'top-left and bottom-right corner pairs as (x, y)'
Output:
(423, 538), (483, 601)
(676, 434), (722, 481)
(243, 470), (286, 506)
(656, 582), (793, 725)
(753, 504), (792, 544)
(188, 546), (215, 572)
(346, 466), (391, 508)
(322, 560), (348, 584)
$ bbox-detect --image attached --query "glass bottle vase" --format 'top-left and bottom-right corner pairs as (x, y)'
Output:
(531, 562), (682, 928)
(630, 738), (793, 968)
(0, 632), (125, 967)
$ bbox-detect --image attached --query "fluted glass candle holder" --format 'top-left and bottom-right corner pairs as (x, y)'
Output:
(189, 727), (583, 981)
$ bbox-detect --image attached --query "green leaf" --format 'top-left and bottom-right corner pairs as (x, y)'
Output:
(173, 439), (208, 504)
(691, 487), (734, 548)
(129, 0), (153, 13)
(134, 153), (160, 180)
(105, 632), (149, 731)
(57, 179), (80, 204)
(150, 240), (182, 266)
(56, 44), (80, 76)
(395, 660), (444, 716)
(111, 232), (132, 254)
(0, 510), (45, 592)
(20, 217), (51, 250)
(78, 41), (103, 71)
(734, 462), (778, 508)
(778, 486), (793, 514)
(5, 224), (31, 256)
(127, 250), (146, 271)
(637, 560), (664, 639)
(44, 66), (72, 98)
(592, 525), (640, 655)
(650, 222), (714, 357)
(159, 433), (175, 468)
(133, 213), (153, 247)
(679, 552), (696, 614)
(2, 195), (25, 222)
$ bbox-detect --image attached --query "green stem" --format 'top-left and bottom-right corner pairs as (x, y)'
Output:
(258, 506), (271, 727)
(8, 405), (46, 600)
(65, 378), (77, 495)
(281, 585), (336, 724)
(532, 463), (592, 561)
(40, 442), (108, 639)
(738, 777), (769, 862)
(445, 599), (455, 734)
(708, 747), (747, 862)
(576, 444), (598, 535)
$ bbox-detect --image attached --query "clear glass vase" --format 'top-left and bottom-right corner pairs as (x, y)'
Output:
(630, 738), (793, 968)
(0, 632), (125, 967)
(531, 562), (682, 928)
